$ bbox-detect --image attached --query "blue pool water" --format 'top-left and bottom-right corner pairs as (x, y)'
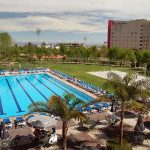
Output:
(0, 73), (93, 118)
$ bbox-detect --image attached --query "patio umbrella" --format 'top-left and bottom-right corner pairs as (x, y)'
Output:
(116, 111), (136, 119)
(31, 120), (44, 129)
(27, 114), (57, 129)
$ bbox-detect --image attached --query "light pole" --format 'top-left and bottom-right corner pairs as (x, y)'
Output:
(144, 64), (147, 77)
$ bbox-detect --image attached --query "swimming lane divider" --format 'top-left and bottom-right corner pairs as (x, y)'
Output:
(0, 97), (6, 115)
(5, 77), (24, 113)
(25, 77), (48, 101)
(16, 78), (37, 107)
(42, 75), (69, 93)
(34, 77), (59, 96)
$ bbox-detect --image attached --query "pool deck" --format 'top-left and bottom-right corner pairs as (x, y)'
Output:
(47, 72), (98, 99)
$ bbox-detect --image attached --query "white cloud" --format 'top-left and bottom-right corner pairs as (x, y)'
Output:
(0, 15), (106, 33)
(0, 0), (150, 16)
(0, 0), (150, 33)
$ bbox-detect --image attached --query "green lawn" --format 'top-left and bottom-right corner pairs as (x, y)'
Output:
(50, 64), (109, 88)
(44, 63), (139, 89)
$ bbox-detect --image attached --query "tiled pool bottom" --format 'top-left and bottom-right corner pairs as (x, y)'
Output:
(0, 73), (93, 118)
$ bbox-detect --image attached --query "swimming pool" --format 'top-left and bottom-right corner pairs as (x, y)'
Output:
(0, 73), (93, 118)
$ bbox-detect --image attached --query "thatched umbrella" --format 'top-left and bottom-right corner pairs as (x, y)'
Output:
(27, 115), (57, 129)
(144, 121), (150, 130)
(31, 120), (44, 129)
(116, 111), (136, 119)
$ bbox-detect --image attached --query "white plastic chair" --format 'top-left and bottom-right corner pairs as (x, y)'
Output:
(48, 133), (58, 144)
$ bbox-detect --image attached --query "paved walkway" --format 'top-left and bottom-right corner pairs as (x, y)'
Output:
(88, 70), (148, 81)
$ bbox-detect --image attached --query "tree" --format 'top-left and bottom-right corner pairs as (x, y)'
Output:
(0, 32), (13, 60)
(134, 51), (143, 67)
(41, 42), (46, 48)
(28, 93), (87, 150)
(25, 42), (36, 63)
(108, 47), (121, 61)
(59, 44), (67, 55)
(36, 47), (46, 60)
(121, 49), (136, 67)
(126, 79), (150, 130)
(90, 46), (98, 58)
(108, 48), (136, 67)
(100, 45), (108, 57)
(103, 72), (138, 145)
(36, 28), (41, 38)
(134, 50), (150, 68)
(142, 51), (150, 64)
(9, 45), (20, 61)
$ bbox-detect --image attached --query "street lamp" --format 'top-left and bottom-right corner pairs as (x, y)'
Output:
(144, 64), (147, 77)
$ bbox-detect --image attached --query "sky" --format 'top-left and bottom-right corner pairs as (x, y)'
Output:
(0, 0), (150, 44)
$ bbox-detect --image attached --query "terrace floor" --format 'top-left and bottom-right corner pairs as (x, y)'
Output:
(5, 110), (150, 150)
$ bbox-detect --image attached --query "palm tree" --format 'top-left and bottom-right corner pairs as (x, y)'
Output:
(103, 72), (139, 145)
(126, 78), (150, 130)
(28, 93), (88, 150)
(36, 28), (41, 38)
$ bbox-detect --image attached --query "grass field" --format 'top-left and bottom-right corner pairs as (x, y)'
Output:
(44, 63), (139, 89)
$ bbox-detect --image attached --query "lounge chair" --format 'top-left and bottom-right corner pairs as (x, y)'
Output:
(50, 115), (59, 120)
(0, 70), (5, 75)
(15, 117), (26, 127)
(91, 107), (98, 113)
(94, 104), (103, 112)
(26, 115), (34, 121)
(102, 103), (110, 110)
(3, 118), (12, 129)
(85, 107), (92, 114)
(39, 112), (48, 116)
(76, 106), (83, 112)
